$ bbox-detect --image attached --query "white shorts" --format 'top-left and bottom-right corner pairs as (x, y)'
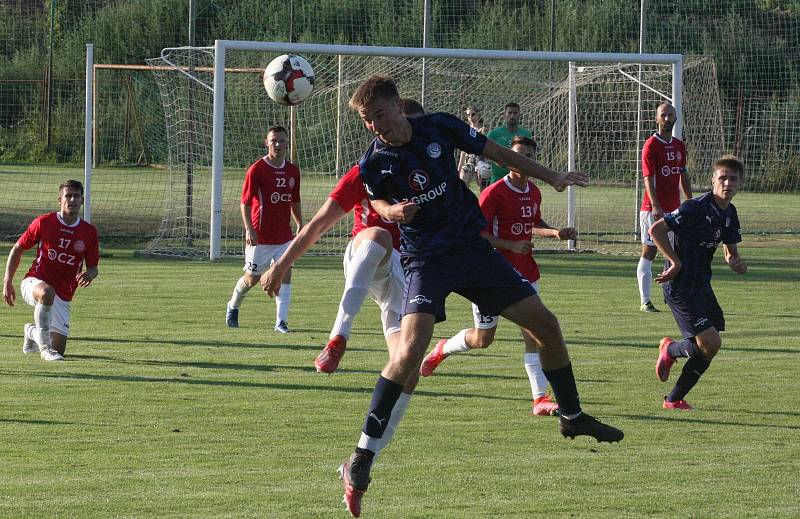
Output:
(471, 280), (539, 330)
(243, 242), (292, 275)
(21, 277), (71, 336)
(343, 240), (405, 337)
(639, 211), (657, 246)
(640, 211), (675, 248)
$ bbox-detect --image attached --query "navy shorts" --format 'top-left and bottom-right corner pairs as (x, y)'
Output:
(663, 283), (725, 339)
(401, 241), (536, 323)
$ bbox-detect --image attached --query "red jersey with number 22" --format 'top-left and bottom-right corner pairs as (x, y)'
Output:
(479, 177), (542, 283)
(241, 157), (301, 244)
(640, 134), (687, 212)
(328, 164), (401, 251)
(17, 212), (100, 301)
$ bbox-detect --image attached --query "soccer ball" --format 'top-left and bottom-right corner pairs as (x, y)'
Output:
(263, 54), (315, 106)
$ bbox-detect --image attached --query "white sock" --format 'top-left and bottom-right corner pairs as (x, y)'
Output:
(25, 323), (37, 342)
(276, 284), (291, 323)
(637, 257), (653, 304)
(34, 302), (52, 348)
(228, 277), (251, 309)
(373, 392), (412, 461)
(330, 239), (387, 340)
(442, 329), (472, 356)
(524, 352), (549, 399)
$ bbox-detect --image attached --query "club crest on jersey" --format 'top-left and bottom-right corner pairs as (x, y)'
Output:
(408, 170), (430, 191)
(470, 127), (477, 138)
(426, 143), (442, 159)
(73, 240), (85, 253)
(676, 151), (682, 161)
(288, 177), (296, 189)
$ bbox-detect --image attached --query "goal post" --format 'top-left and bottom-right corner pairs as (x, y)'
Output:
(206, 39), (684, 260)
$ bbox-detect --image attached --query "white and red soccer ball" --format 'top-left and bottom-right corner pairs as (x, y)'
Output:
(263, 54), (315, 106)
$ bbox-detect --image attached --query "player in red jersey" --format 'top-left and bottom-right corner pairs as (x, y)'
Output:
(419, 136), (576, 416)
(225, 125), (303, 333)
(3, 180), (100, 361)
(638, 103), (693, 313)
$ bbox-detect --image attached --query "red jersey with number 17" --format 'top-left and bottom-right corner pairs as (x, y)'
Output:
(17, 212), (100, 302)
(241, 157), (301, 244)
(479, 176), (543, 283)
(328, 165), (401, 251)
(640, 133), (687, 212)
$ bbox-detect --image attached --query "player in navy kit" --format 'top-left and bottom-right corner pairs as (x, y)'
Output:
(336, 75), (623, 517)
(650, 155), (747, 410)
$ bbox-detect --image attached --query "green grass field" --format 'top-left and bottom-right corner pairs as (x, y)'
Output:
(1, 244), (798, 518)
(4, 164), (800, 257)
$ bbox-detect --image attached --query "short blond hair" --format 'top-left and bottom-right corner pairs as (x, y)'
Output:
(349, 75), (399, 111)
(713, 154), (744, 178)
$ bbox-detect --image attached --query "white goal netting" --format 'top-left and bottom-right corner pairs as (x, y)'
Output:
(141, 45), (724, 257)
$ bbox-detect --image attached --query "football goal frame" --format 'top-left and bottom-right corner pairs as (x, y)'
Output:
(83, 41), (684, 260)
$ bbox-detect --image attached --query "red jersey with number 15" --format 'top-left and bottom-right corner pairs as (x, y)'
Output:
(640, 133), (687, 212)
(479, 176), (543, 283)
(329, 165), (401, 251)
(17, 212), (99, 301)
(241, 157), (301, 244)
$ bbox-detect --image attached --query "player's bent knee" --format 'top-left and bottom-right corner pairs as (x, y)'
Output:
(470, 328), (495, 349)
(354, 227), (393, 251)
(243, 274), (260, 288)
(696, 330), (722, 359)
(36, 284), (56, 305)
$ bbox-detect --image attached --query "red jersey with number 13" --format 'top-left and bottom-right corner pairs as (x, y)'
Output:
(328, 165), (401, 251)
(479, 177), (543, 283)
(241, 157), (301, 244)
(17, 212), (100, 301)
(640, 133), (687, 212)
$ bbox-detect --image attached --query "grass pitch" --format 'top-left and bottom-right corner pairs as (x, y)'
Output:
(0, 245), (798, 518)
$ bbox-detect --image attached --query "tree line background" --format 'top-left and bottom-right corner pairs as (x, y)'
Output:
(0, 0), (798, 190)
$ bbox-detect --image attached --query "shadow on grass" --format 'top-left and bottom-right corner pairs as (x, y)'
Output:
(12, 370), (528, 402)
(570, 336), (800, 355)
(65, 354), (523, 382)
(620, 413), (800, 430)
(0, 418), (79, 426)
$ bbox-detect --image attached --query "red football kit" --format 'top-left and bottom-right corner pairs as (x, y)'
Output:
(479, 176), (543, 283)
(328, 165), (401, 251)
(17, 212), (100, 301)
(241, 157), (301, 244)
(640, 133), (687, 212)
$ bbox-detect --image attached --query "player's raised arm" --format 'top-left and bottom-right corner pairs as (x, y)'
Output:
(260, 198), (347, 297)
(481, 139), (588, 192)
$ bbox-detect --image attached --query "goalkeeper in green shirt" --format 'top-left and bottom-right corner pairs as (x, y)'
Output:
(486, 102), (533, 184)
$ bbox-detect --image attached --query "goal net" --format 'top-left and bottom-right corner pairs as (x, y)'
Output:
(139, 41), (724, 258)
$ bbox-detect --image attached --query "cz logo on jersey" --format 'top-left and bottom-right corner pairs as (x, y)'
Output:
(271, 192), (292, 203)
(48, 248), (77, 266)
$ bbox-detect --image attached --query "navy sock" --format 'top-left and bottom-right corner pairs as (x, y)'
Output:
(542, 363), (581, 417)
(362, 375), (404, 439)
(667, 355), (711, 402)
(667, 337), (701, 359)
